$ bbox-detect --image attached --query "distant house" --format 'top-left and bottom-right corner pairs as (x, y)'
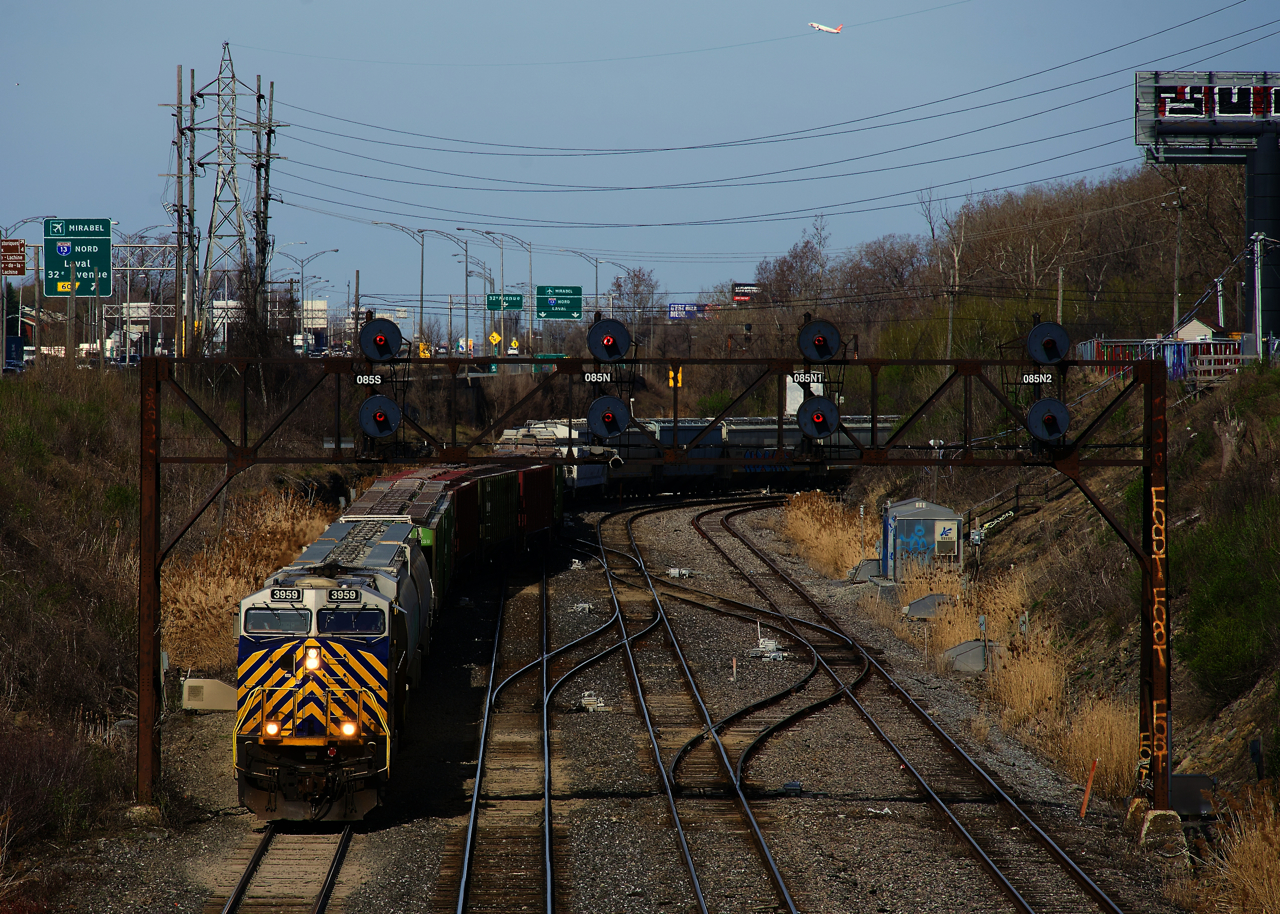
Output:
(1173, 316), (1224, 342)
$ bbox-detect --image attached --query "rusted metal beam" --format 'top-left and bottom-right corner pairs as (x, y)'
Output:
(1142, 361), (1171, 811)
(138, 358), (162, 805)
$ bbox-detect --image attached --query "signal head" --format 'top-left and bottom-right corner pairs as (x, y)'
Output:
(797, 396), (839, 439)
(797, 319), (841, 363)
(359, 318), (402, 362)
(587, 319), (631, 363)
(587, 396), (630, 438)
(1026, 321), (1070, 365)
(359, 394), (402, 438)
(1026, 397), (1070, 442)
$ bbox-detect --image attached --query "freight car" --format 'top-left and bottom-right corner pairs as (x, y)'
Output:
(233, 463), (562, 821)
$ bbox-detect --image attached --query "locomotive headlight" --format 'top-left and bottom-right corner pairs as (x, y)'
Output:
(340, 721), (357, 737)
(264, 720), (281, 737)
(305, 647), (321, 670)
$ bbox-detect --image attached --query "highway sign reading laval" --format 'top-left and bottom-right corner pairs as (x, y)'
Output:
(44, 219), (112, 296)
(536, 285), (582, 319)
(485, 293), (524, 311)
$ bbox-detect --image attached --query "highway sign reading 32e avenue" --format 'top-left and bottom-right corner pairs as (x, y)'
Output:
(44, 218), (112, 297)
(536, 285), (582, 319)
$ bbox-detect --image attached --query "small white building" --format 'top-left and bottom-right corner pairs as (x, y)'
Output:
(1173, 317), (1224, 342)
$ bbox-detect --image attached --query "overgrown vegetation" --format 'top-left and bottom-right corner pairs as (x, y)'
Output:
(782, 494), (1138, 804)
(163, 492), (333, 673)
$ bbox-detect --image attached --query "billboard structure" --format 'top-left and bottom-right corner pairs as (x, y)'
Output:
(1136, 72), (1280, 341)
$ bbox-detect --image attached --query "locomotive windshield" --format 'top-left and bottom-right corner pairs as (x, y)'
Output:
(243, 608), (311, 634)
(318, 609), (386, 635)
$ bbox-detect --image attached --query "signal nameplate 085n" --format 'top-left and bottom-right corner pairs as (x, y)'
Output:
(328, 589), (361, 602)
(270, 588), (302, 602)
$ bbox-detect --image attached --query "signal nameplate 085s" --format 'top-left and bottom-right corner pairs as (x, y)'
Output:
(328, 589), (361, 602)
(270, 588), (302, 602)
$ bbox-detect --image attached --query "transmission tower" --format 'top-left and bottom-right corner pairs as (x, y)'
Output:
(196, 43), (251, 347)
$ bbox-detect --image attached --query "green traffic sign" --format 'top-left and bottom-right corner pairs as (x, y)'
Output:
(535, 285), (582, 319)
(44, 218), (112, 297)
(486, 293), (524, 311)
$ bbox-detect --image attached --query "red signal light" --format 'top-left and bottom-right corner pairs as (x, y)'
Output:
(374, 411), (387, 422)
(602, 335), (614, 347)
(375, 334), (387, 346)
(602, 412), (614, 423)
(813, 335), (825, 347)
(813, 412), (826, 424)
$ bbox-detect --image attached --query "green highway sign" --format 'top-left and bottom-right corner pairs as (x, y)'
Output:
(44, 218), (112, 297)
(486, 293), (524, 311)
(536, 285), (582, 319)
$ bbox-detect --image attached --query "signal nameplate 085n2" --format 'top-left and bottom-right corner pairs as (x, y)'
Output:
(270, 588), (302, 602)
(328, 589), (361, 602)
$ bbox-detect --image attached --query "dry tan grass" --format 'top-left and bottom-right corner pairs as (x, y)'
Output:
(1187, 784), (1280, 913)
(781, 491), (883, 579)
(162, 491), (333, 672)
(1054, 698), (1138, 804)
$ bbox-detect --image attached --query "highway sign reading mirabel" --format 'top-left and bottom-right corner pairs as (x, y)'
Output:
(537, 285), (582, 319)
(44, 218), (112, 296)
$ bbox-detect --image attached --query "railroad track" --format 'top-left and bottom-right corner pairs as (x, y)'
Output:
(697, 501), (1127, 914)
(595, 501), (814, 914)
(206, 822), (352, 914)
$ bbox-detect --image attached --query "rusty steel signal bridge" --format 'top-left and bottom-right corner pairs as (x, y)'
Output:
(138, 352), (1170, 809)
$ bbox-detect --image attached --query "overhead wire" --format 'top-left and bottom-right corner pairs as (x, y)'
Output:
(269, 0), (1248, 156)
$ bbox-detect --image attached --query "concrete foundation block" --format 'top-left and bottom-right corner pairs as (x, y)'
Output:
(1140, 809), (1189, 866)
(125, 804), (163, 827)
(1124, 797), (1151, 835)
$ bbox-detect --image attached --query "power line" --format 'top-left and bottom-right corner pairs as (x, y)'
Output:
(270, 2), (1251, 157)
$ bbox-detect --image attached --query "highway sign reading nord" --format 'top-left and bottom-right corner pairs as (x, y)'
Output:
(44, 218), (112, 296)
(536, 284), (582, 319)
(486, 293), (523, 311)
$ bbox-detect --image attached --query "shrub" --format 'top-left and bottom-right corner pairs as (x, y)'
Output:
(1171, 496), (1280, 700)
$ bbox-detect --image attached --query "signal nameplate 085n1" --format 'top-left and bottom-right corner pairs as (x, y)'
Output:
(328, 589), (361, 602)
(270, 588), (302, 602)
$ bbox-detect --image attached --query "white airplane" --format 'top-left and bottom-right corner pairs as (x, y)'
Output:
(809, 22), (843, 33)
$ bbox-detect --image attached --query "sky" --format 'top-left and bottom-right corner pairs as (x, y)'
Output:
(3, 0), (1278, 335)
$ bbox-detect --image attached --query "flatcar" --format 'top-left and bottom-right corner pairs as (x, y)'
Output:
(233, 463), (562, 821)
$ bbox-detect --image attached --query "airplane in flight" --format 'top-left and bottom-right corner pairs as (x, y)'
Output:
(808, 22), (843, 33)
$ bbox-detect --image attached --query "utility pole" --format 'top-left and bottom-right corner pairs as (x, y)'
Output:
(1164, 191), (1186, 331)
(353, 269), (360, 334)
(1255, 232), (1267, 366)
(186, 67), (197, 356)
(175, 65), (185, 355)
(1217, 277), (1225, 328)
(1056, 266), (1064, 325)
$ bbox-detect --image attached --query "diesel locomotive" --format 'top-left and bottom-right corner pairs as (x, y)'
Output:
(233, 463), (562, 820)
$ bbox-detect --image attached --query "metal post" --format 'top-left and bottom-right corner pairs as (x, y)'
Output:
(138, 357), (162, 804)
(97, 277), (104, 371)
(67, 260), (76, 362)
(1217, 277), (1225, 329)
(1141, 360), (1170, 809)
(186, 68), (197, 357)
(34, 245), (41, 363)
(419, 235), (424, 350)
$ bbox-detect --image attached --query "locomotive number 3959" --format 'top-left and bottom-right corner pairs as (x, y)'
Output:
(328, 589), (360, 602)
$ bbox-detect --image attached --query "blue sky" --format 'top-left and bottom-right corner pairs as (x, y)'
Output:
(3, 0), (1277, 326)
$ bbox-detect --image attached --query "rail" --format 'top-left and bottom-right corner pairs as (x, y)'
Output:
(720, 504), (1126, 914)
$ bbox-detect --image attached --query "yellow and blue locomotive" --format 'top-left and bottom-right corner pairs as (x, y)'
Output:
(233, 464), (562, 820)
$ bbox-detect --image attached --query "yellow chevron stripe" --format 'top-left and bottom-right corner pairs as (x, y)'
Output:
(329, 643), (386, 690)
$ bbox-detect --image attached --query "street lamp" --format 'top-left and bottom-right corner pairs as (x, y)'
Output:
(373, 223), (426, 348)
(561, 249), (601, 318)
(602, 260), (633, 319)
(275, 248), (337, 352)
(484, 231), (532, 355)
(1162, 187), (1188, 331)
